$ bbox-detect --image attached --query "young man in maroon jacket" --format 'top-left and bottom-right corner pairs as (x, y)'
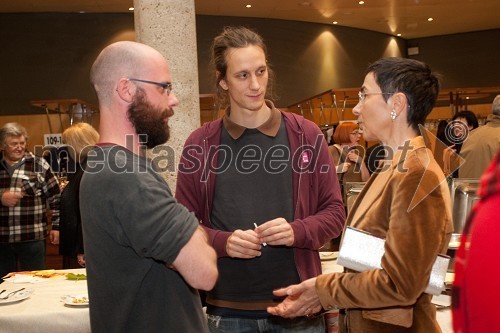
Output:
(176, 26), (345, 332)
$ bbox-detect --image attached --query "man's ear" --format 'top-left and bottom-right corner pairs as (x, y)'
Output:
(116, 78), (135, 103)
(219, 79), (228, 91)
(217, 71), (228, 91)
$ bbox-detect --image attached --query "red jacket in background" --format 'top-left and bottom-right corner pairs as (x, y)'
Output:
(453, 151), (500, 333)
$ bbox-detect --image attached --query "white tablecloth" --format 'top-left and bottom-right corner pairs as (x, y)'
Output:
(0, 262), (453, 333)
(320, 255), (453, 333)
(0, 268), (90, 333)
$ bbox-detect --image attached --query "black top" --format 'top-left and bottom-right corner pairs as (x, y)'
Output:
(364, 144), (389, 175)
(59, 158), (85, 257)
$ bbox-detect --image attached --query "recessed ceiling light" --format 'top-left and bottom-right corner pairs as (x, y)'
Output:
(359, 1), (365, 4)
(397, 33), (402, 36)
(428, 17), (434, 21)
(333, 21), (338, 25)
(246, 4), (252, 8)
(128, 7), (134, 11)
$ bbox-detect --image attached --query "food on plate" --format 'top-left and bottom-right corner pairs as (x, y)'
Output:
(3, 269), (64, 279)
(33, 270), (58, 278)
(72, 296), (89, 304)
(65, 273), (87, 281)
(63, 295), (89, 306)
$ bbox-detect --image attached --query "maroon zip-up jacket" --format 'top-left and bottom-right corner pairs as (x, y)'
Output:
(175, 104), (345, 281)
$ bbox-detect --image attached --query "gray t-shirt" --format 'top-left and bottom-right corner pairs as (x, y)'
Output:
(80, 145), (207, 333)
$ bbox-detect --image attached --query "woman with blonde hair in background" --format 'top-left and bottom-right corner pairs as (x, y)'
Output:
(59, 122), (99, 268)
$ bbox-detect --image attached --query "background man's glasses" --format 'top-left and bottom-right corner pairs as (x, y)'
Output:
(128, 77), (173, 95)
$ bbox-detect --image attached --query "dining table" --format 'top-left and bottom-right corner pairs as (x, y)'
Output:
(0, 268), (90, 333)
(0, 258), (453, 333)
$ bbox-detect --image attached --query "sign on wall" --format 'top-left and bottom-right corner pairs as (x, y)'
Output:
(43, 133), (63, 147)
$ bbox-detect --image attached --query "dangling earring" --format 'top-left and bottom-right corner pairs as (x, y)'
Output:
(390, 109), (397, 120)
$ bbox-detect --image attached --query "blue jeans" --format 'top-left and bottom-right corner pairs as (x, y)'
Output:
(207, 314), (325, 333)
(0, 240), (46, 277)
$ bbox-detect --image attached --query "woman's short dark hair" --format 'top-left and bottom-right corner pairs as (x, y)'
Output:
(210, 26), (276, 107)
(452, 110), (479, 129)
(366, 57), (441, 133)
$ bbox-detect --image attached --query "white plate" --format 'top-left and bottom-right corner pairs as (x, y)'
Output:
(320, 251), (338, 261)
(0, 289), (33, 305)
(431, 294), (451, 309)
(62, 295), (89, 307)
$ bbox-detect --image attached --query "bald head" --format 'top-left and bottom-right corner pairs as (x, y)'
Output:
(493, 94), (500, 116)
(90, 41), (166, 106)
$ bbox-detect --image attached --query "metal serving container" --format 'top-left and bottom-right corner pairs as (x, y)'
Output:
(450, 178), (480, 245)
(345, 182), (366, 214)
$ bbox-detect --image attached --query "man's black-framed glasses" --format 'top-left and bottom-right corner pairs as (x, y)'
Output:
(128, 77), (172, 95)
(358, 91), (394, 103)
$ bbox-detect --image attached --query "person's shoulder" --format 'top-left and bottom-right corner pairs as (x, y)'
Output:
(29, 152), (50, 167)
(186, 119), (223, 144)
(282, 111), (322, 135)
(85, 145), (136, 173)
(399, 147), (445, 188)
(404, 146), (431, 170)
(25, 151), (37, 160)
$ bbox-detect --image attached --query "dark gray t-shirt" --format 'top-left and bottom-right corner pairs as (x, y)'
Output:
(80, 145), (207, 333)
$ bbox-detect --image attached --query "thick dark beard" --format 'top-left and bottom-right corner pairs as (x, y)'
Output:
(127, 88), (172, 149)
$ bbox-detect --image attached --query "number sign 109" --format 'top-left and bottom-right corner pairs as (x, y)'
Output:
(44, 134), (63, 147)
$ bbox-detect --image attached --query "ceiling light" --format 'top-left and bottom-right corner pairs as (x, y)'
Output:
(333, 21), (338, 25)
(246, 4), (252, 8)
(397, 33), (402, 36)
(359, 1), (365, 4)
(128, 7), (134, 11)
(428, 17), (434, 21)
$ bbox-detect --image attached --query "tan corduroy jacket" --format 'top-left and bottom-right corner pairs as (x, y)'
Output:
(317, 136), (453, 332)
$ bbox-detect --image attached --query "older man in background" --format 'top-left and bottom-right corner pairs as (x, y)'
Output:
(460, 95), (500, 178)
(0, 122), (60, 277)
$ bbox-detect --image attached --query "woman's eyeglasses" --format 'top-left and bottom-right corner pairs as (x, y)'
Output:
(358, 91), (394, 103)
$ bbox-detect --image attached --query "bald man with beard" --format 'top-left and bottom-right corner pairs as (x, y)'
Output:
(80, 41), (218, 333)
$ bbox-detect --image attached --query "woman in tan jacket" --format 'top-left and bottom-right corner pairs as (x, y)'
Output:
(268, 58), (453, 333)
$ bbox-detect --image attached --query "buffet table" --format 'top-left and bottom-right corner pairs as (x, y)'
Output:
(0, 268), (90, 333)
